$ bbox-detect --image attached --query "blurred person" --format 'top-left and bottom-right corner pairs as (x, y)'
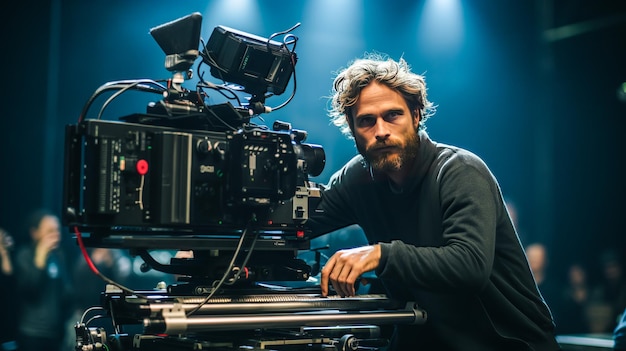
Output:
(589, 249), (626, 333)
(0, 228), (13, 275)
(0, 228), (18, 351)
(66, 247), (131, 350)
(14, 209), (73, 351)
(525, 243), (548, 287)
(310, 53), (559, 350)
(72, 247), (131, 313)
(557, 262), (591, 334)
(525, 243), (560, 315)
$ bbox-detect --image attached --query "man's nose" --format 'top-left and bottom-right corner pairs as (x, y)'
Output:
(374, 120), (390, 140)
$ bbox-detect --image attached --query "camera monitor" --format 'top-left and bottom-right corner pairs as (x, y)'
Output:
(204, 25), (295, 96)
(150, 12), (202, 72)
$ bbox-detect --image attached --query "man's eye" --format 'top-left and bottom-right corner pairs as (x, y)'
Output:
(357, 117), (375, 127)
(386, 111), (400, 120)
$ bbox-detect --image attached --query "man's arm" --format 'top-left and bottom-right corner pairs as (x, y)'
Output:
(320, 153), (503, 295)
(373, 157), (500, 292)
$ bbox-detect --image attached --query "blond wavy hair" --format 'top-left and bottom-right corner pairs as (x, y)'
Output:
(328, 53), (436, 138)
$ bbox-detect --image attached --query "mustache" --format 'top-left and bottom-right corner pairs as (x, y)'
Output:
(368, 141), (401, 151)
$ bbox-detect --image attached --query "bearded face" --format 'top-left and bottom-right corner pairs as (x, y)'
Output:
(356, 123), (419, 173)
(350, 82), (420, 181)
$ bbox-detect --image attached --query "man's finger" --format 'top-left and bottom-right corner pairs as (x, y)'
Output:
(345, 269), (363, 296)
(320, 256), (336, 297)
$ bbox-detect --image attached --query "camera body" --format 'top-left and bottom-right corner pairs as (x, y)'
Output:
(63, 116), (322, 238)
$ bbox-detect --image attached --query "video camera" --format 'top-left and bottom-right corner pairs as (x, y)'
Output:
(64, 13), (324, 242)
(64, 13), (426, 351)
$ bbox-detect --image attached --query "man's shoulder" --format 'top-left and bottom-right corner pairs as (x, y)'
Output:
(330, 155), (370, 179)
(431, 141), (490, 173)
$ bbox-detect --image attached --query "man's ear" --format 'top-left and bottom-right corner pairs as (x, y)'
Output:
(413, 110), (420, 130)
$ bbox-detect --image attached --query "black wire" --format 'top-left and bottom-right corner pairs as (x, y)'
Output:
(197, 26), (300, 115)
(96, 80), (144, 120)
(108, 297), (121, 334)
(197, 81), (242, 106)
(80, 306), (107, 324)
(74, 227), (150, 302)
(184, 218), (258, 317)
(224, 229), (259, 285)
(78, 79), (166, 123)
(198, 37), (229, 78)
(84, 314), (107, 327)
(197, 38), (248, 112)
(267, 34), (299, 112)
(268, 22), (301, 50)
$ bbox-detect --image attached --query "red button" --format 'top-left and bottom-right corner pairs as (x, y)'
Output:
(136, 159), (149, 175)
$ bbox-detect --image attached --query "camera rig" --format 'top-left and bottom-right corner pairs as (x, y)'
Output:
(63, 12), (324, 249)
(64, 13), (426, 351)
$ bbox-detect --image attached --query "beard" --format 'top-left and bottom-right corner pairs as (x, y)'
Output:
(358, 131), (419, 174)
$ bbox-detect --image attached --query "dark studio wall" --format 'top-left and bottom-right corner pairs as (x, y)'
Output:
(545, 1), (626, 281)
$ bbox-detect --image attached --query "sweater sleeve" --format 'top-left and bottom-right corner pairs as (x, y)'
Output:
(308, 157), (365, 237)
(375, 151), (501, 293)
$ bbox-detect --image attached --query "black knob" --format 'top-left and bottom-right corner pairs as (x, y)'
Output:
(196, 139), (212, 154)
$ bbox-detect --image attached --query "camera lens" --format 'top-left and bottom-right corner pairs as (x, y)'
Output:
(297, 143), (326, 177)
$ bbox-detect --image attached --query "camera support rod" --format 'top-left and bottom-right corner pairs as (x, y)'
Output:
(144, 302), (426, 334)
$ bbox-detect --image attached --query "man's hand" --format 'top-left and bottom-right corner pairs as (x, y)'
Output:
(320, 244), (381, 297)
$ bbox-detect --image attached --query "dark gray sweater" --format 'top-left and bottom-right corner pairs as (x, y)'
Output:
(309, 131), (560, 350)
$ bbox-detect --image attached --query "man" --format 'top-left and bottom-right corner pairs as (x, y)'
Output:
(309, 53), (560, 350)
